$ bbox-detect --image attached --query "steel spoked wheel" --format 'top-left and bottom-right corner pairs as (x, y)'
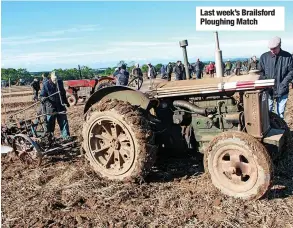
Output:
(13, 135), (42, 167)
(205, 131), (272, 200)
(88, 117), (135, 176)
(128, 76), (143, 90)
(83, 99), (157, 182)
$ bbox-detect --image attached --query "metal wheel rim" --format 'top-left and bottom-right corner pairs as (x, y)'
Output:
(68, 96), (76, 104)
(211, 145), (258, 193)
(88, 116), (136, 176)
(13, 136), (42, 166)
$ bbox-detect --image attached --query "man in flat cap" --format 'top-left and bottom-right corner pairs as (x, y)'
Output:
(259, 36), (293, 119)
(40, 71), (71, 140)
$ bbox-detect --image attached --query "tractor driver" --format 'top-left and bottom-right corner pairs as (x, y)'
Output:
(40, 71), (71, 140)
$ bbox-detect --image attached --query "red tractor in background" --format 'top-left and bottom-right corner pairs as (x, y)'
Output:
(64, 76), (115, 106)
(64, 65), (144, 106)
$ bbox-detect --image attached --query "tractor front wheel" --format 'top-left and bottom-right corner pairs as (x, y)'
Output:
(67, 94), (78, 106)
(204, 131), (272, 200)
(82, 99), (157, 182)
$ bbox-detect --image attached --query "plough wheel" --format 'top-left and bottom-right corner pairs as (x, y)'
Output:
(12, 134), (43, 167)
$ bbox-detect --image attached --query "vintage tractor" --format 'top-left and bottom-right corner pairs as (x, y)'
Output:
(65, 74), (144, 106)
(80, 32), (292, 200)
(64, 76), (115, 106)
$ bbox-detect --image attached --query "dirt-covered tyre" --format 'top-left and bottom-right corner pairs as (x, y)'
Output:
(67, 94), (77, 106)
(82, 99), (157, 182)
(269, 112), (293, 160)
(204, 131), (272, 200)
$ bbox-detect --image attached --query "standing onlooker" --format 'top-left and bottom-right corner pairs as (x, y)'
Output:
(248, 56), (259, 71)
(180, 61), (186, 80)
(147, 63), (157, 79)
(174, 61), (184, 80)
(259, 36), (293, 119)
(113, 67), (120, 77)
(116, 64), (130, 86)
(194, 59), (203, 79)
(188, 62), (193, 79)
(235, 60), (242, 76)
(166, 62), (173, 81)
(225, 59), (232, 76)
(132, 63), (143, 78)
(160, 65), (166, 79)
(208, 62), (215, 78)
(30, 78), (40, 102)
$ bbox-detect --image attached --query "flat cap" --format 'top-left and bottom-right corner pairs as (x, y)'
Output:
(268, 36), (281, 49)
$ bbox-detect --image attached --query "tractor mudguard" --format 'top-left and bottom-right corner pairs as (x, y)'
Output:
(83, 86), (151, 115)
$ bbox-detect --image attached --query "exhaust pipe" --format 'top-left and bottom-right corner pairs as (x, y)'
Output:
(214, 32), (223, 78)
(173, 100), (207, 115)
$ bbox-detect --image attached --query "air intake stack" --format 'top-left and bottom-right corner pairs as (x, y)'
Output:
(214, 32), (223, 78)
(179, 40), (190, 80)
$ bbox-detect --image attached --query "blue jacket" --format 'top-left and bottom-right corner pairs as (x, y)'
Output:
(116, 69), (129, 86)
(40, 79), (68, 113)
(259, 49), (293, 97)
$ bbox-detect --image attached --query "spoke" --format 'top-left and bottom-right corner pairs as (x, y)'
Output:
(230, 153), (240, 165)
(102, 125), (112, 137)
(118, 134), (129, 142)
(239, 162), (252, 176)
(110, 123), (119, 138)
(105, 150), (114, 168)
(119, 149), (130, 161)
(94, 134), (111, 142)
(231, 174), (242, 184)
(92, 145), (111, 154)
(113, 150), (121, 168)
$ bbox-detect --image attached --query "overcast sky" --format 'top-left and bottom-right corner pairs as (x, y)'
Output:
(2, 1), (293, 71)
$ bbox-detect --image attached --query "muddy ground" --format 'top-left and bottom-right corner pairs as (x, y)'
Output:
(1, 85), (293, 227)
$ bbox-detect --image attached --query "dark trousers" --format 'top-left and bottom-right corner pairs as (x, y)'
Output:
(175, 74), (183, 80)
(236, 68), (241, 76)
(167, 73), (172, 81)
(47, 113), (70, 139)
(226, 69), (231, 76)
(33, 90), (39, 101)
(196, 71), (202, 79)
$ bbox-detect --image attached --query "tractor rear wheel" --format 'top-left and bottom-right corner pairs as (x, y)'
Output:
(269, 112), (293, 160)
(204, 131), (272, 200)
(67, 94), (77, 106)
(82, 99), (157, 182)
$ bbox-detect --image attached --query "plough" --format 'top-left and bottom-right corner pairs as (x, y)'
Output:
(1, 91), (79, 166)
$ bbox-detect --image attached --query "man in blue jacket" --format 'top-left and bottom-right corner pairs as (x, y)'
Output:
(259, 37), (293, 119)
(40, 71), (71, 139)
(115, 64), (129, 86)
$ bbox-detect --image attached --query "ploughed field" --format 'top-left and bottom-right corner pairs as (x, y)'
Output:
(1, 85), (293, 227)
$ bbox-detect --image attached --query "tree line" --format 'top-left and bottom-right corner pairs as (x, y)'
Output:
(1, 61), (168, 84)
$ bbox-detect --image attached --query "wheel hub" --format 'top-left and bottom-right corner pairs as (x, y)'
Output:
(212, 146), (258, 193)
